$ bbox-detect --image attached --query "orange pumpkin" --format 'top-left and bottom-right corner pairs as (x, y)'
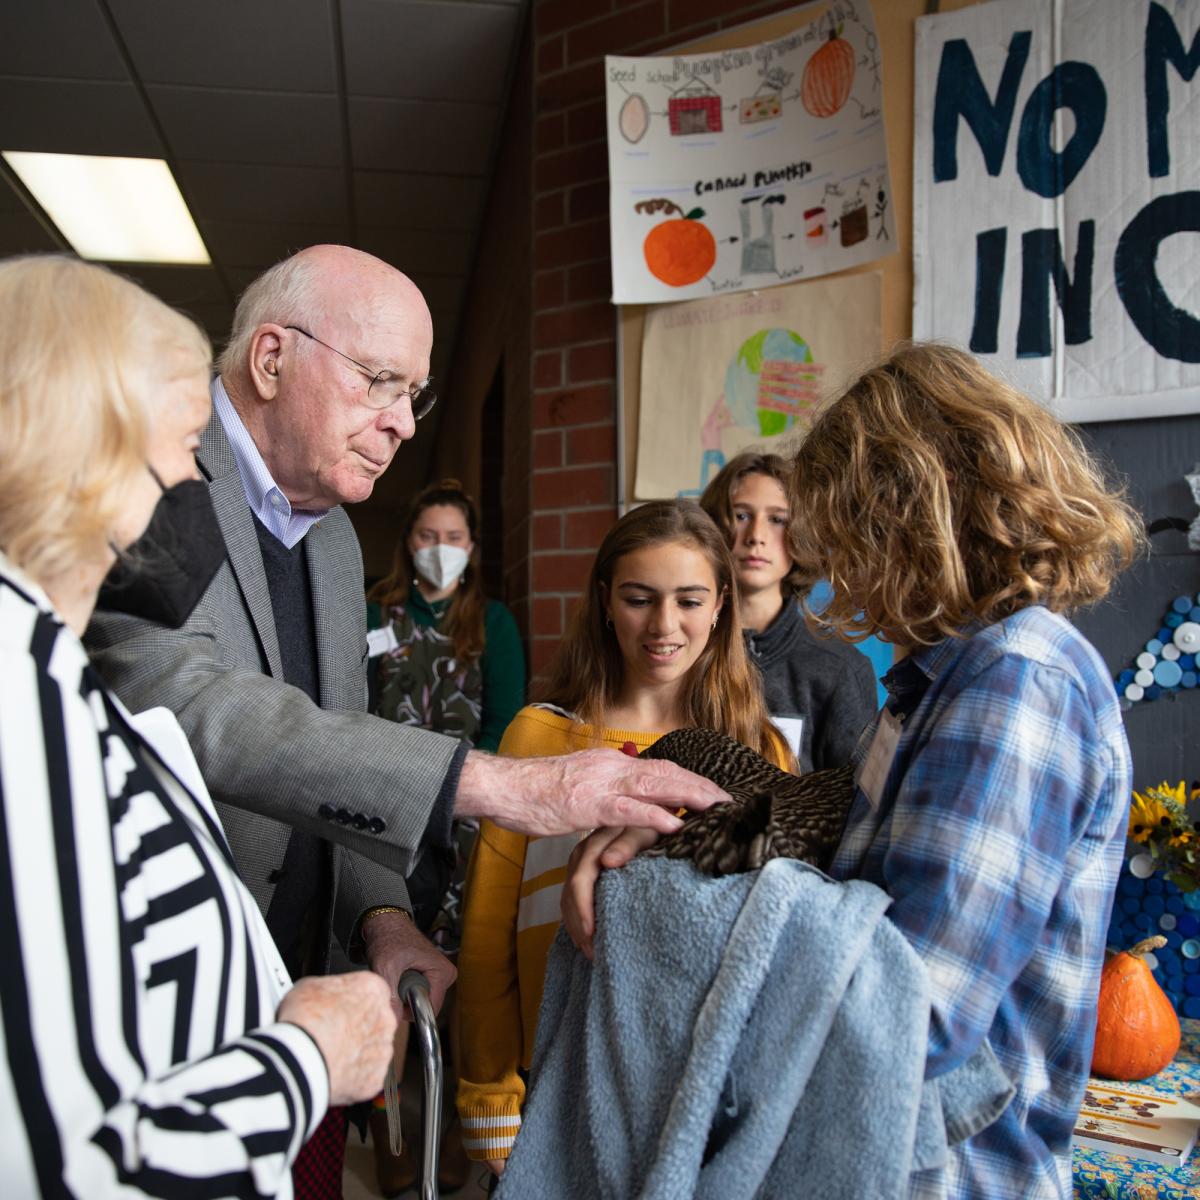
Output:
(1091, 935), (1181, 1080)
(801, 29), (856, 119)
(635, 200), (716, 287)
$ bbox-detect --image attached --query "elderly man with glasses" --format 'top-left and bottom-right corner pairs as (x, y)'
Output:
(84, 244), (724, 1197)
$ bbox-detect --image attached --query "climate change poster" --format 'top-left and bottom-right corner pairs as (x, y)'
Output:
(634, 272), (881, 500)
(605, 0), (892, 304)
(913, 0), (1200, 422)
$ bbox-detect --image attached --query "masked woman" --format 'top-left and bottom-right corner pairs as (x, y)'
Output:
(0, 254), (396, 1199)
(365, 478), (525, 1192)
(456, 500), (791, 1179)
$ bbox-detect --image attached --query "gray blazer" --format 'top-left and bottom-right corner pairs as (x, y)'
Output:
(86, 409), (461, 962)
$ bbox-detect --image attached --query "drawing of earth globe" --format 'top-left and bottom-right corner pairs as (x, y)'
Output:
(724, 328), (815, 437)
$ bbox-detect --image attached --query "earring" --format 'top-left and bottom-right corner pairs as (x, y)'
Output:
(605, 615), (614, 630)
(711, 614), (719, 629)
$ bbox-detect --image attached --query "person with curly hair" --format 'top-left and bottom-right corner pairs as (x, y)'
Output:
(566, 342), (1144, 1197)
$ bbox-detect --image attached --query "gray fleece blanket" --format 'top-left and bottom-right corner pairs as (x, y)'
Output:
(495, 856), (1013, 1200)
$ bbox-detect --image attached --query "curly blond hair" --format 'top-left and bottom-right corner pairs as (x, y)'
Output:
(0, 255), (210, 588)
(791, 342), (1145, 647)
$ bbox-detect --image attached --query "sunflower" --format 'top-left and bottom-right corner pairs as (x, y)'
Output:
(1130, 790), (1171, 843)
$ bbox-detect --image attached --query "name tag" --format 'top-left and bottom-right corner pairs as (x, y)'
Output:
(772, 716), (804, 759)
(366, 625), (399, 658)
(857, 708), (902, 811)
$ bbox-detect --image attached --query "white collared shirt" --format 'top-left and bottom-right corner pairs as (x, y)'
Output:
(211, 376), (324, 548)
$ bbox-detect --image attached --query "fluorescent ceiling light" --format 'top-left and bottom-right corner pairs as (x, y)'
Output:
(2, 151), (209, 264)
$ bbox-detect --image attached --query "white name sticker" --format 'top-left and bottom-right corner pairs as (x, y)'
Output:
(773, 716), (804, 759)
(366, 625), (399, 659)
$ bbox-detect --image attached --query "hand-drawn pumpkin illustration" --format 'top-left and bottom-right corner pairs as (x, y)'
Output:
(636, 199), (717, 287)
(801, 27), (856, 118)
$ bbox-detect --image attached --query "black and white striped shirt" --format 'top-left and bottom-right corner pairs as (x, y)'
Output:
(0, 560), (329, 1198)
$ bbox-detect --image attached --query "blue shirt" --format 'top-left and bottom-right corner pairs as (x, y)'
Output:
(211, 377), (324, 548)
(831, 607), (1130, 1198)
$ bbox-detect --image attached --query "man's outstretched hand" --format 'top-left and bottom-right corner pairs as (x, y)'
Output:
(455, 748), (728, 837)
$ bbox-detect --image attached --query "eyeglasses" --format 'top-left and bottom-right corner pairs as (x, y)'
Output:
(285, 325), (437, 419)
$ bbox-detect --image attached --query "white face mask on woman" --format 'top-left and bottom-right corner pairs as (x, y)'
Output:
(413, 543), (469, 591)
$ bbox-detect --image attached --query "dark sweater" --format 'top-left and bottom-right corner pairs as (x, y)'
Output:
(745, 600), (878, 774)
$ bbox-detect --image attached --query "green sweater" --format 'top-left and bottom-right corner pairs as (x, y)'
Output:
(367, 590), (526, 754)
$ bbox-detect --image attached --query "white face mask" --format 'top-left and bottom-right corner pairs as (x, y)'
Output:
(413, 543), (470, 591)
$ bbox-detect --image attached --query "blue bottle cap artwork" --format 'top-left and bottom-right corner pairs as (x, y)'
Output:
(1182, 654), (1196, 669)
(1174, 595), (1194, 613)
(1146, 875), (1165, 894)
(1168, 895), (1186, 914)
(1145, 684), (1163, 700)
(1122, 895), (1142, 914)
(1179, 914), (1200, 936)
(1137, 651), (1158, 671)
(1185, 890), (1200, 910)
(1167, 612), (1185, 628)
(1186, 974), (1200, 996)
(1183, 938), (1200, 960)
(1155, 659), (1184, 688)
(1161, 913), (1178, 931)
(1134, 669), (1154, 688)
(1184, 672), (1198, 689)
(1125, 683), (1145, 701)
(1186, 997), (1200, 1019)
(1145, 895), (1167, 916)
(1175, 622), (1200, 653)
(1192, 606), (1200, 622)
(1146, 639), (1164, 656)
(1162, 643), (1181, 662)
(1129, 854), (1157, 879)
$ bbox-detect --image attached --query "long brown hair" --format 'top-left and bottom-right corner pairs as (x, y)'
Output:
(367, 478), (487, 663)
(791, 342), (1145, 647)
(699, 451), (813, 596)
(541, 501), (783, 761)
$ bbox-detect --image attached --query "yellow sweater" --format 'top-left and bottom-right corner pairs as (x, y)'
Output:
(456, 706), (664, 1162)
(455, 705), (791, 1163)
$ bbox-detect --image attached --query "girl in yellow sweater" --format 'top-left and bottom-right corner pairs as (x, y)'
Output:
(456, 501), (793, 1177)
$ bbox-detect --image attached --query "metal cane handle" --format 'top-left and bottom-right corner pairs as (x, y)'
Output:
(398, 970), (443, 1200)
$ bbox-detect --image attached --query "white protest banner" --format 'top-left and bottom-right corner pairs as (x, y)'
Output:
(913, 0), (1200, 422)
(634, 271), (881, 499)
(606, 0), (893, 305)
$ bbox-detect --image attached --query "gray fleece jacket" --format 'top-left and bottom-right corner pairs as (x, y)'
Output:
(745, 600), (878, 772)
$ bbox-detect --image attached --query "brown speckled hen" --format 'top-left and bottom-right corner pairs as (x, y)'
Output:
(638, 728), (856, 876)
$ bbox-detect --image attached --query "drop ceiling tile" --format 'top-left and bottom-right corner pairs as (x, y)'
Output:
(0, 0), (127, 80)
(148, 87), (343, 167)
(342, 0), (519, 103)
(115, 263), (229, 306)
(407, 273), (464, 312)
(178, 161), (347, 225)
(0, 79), (160, 156)
(349, 96), (496, 174)
(108, 0), (336, 92)
(354, 170), (483, 231)
(199, 219), (350, 268)
(356, 225), (474, 275)
(0, 210), (64, 256)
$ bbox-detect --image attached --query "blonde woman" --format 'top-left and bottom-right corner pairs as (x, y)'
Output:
(0, 256), (396, 1198)
(456, 501), (790, 1177)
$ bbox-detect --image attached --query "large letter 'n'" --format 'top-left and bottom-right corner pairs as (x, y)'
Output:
(932, 31), (1032, 182)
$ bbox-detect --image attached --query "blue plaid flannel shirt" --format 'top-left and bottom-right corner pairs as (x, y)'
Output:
(830, 606), (1130, 1198)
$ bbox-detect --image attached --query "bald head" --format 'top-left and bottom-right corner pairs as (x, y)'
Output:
(219, 244), (435, 512)
(218, 244), (431, 380)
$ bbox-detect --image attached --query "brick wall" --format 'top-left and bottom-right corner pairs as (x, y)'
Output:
(526, 0), (810, 680)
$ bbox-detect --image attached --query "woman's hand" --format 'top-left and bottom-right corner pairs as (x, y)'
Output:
(561, 826), (662, 959)
(277, 973), (398, 1106)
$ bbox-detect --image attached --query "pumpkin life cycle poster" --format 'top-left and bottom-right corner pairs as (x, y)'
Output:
(604, 0), (893, 304)
(913, 0), (1200, 423)
(634, 271), (881, 500)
